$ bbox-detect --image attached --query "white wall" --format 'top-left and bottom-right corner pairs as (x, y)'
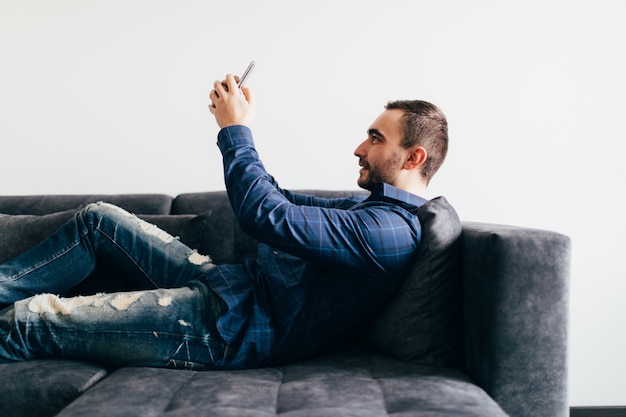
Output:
(1, 0), (624, 406)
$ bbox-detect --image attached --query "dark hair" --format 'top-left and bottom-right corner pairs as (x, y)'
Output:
(385, 100), (448, 182)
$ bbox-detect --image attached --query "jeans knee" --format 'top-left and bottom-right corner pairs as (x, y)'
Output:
(81, 202), (177, 245)
(79, 202), (135, 231)
(82, 202), (131, 219)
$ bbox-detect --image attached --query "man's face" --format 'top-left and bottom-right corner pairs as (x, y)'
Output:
(354, 109), (406, 190)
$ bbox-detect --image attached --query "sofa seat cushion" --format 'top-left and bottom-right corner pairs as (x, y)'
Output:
(0, 360), (109, 417)
(55, 350), (507, 417)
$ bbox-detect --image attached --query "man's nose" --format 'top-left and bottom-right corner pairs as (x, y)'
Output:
(354, 140), (367, 157)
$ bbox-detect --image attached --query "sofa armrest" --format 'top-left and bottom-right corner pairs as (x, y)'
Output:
(462, 222), (571, 417)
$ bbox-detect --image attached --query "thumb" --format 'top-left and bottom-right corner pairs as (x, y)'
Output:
(241, 86), (255, 105)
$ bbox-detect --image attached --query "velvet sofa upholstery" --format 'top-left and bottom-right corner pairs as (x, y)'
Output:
(0, 191), (571, 417)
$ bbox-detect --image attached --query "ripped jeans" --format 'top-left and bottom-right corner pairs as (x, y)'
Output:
(0, 202), (228, 370)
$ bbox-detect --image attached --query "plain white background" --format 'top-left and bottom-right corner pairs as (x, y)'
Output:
(1, 0), (624, 406)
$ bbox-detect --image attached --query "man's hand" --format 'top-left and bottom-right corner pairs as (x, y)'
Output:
(208, 74), (256, 128)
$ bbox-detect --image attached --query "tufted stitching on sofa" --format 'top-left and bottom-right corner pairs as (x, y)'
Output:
(275, 352), (388, 416)
(275, 364), (285, 415)
(369, 355), (391, 416)
(161, 370), (198, 413)
(166, 367), (283, 415)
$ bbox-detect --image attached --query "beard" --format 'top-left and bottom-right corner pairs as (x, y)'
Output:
(357, 150), (404, 191)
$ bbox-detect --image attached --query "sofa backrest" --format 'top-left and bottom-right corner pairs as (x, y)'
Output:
(0, 194), (173, 215)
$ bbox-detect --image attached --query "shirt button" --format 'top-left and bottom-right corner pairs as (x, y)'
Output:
(273, 251), (278, 255)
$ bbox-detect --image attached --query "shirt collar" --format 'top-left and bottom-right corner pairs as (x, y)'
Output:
(369, 183), (428, 209)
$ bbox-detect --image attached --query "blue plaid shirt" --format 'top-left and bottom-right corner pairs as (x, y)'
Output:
(206, 125), (427, 369)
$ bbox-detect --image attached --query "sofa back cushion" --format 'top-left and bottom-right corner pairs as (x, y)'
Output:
(0, 208), (207, 295)
(172, 192), (256, 264)
(0, 210), (205, 264)
(0, 194), (173, 215)
(0, 209), (79, 264)
(361, 196), (463, 367)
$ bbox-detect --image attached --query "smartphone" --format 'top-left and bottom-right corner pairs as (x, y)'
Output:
(238, 61), (255, 88)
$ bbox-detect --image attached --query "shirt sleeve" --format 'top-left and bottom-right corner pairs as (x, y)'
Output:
(217, 125), (419, 274)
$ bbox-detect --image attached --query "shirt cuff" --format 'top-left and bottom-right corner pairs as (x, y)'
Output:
(217, 125), (254, 154)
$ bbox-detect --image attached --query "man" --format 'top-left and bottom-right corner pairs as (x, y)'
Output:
(0, 73), (448, 370)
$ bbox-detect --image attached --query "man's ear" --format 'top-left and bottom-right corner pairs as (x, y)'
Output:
(404, 146), (427, 170)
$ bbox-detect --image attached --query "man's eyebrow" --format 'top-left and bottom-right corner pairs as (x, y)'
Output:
(367, 128), (385, 139)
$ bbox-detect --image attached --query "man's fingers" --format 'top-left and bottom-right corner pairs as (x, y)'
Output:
(208, 88), (218, 113)
(224, 74), (239, 91)
(214, 75), (240, 97)
(213, 80), (225, 96)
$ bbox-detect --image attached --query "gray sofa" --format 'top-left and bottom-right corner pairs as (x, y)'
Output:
(0, 191), (571, 417)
